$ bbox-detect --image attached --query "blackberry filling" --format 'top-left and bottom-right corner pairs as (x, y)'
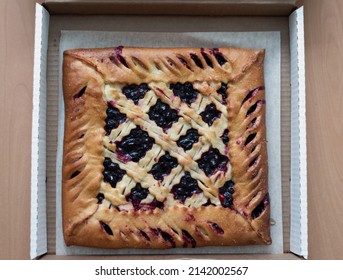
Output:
(150, 228), (176, 247)
(160, 229), (176, 248)
(252, 194), (270, 219)
(177, 56), (191, 70)
(102, 157), (126, 188)
(249, 156), (259, 168)
(248, 117), (257, 129)
(211, 48), (227, 65)
(242, 86), (265, 104)
(141, 199), (164, 210)
(208, 222), (224, 235)
(182, 230), (196, 248)
(70, 170), (80, 179)
(100, 221), (113, 235)
(170, 82), (199, 105)
(126, 183), (149, 210)
(217, 82), (228, 101)
(200, 103), (221, 126)
(176, 128), (200, 151)
(200, 48), (213, 68)
(109, 46), (128, 68)
(245, 133), (256, 146)
(218, 180), (235, 208)
(171, 172), (202, 203)
(246, 100), (265, 117)
(139, 230), (151, 241)
(202, 199), (215, 206)
(190, 53), (203, 68)
(104, 106), (126, 135)
(73, 85), (87, 99)
(149, 152), (178, 181)
(197, 148), (229, 177)
(126, 184), (164, 211)
(96, 193), (105, 204)
(116, 127), (155, 162)
(122, 83), (150, 105)
(148, 99), (179, 131)
(221, 129), (229, 145)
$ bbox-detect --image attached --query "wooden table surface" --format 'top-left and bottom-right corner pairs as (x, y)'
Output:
(1, 0), (342, 259)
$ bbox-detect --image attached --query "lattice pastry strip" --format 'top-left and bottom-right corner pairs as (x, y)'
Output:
(62, 46), (271, 249)
(103, 89), (223, 196)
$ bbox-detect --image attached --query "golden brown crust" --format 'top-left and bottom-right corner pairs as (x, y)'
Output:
(62, 46), (271, 249)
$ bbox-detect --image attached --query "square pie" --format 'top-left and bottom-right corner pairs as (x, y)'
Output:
(62, 46), (271, 249)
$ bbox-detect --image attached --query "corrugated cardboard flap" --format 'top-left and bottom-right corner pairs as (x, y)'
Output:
(30, 3), (50, 259)
(289, 6), (308, 259)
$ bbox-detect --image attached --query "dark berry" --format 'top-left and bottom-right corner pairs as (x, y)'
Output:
(252, 194), (269, 219)
(211, 48), (227, 65)
(207, 222), (224, 235)
(176, 128), (200, 151)
(221, 129), (229, 145)
(126, 183), (149, 210)
(126, 184), (164, 211)
(218, 180), (235, 208)
(149, 152), (178, 181)
(122, 83), (150, 105)
(104, 107), (126, 135)
(190, 53), (203, 68)
(148, 99), (179, 131)
(100, 221), (113, 235)
(200, 103), (221, 126)
(103, 157), (126, 188)
(197, 148), (228, 177)
(116, 127), (155, 162)
(73, 85), (87, 99)
(182, 230), (196, 248)
(200, 48), (213, 68)
(217, 82), (228, 101)
(96, 193), (105, 204)
(170, 82), (199, 105)
(171, 172), (202, 203)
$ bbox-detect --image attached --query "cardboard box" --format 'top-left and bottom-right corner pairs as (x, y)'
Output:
(31, 0), (307, 259)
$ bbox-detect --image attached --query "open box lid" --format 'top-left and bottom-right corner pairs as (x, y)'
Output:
(31, 1), (307, 259)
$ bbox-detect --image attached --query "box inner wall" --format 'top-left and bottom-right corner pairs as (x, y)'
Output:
(46, 14), (291, 255)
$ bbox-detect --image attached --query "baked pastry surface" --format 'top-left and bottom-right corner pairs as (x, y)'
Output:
(62, 46), (271, 249)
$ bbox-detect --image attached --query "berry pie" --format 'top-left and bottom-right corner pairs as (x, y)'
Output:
(62, 46), (271, 249)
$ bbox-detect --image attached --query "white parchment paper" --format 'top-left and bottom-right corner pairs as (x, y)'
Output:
(56, 31), (282, 255)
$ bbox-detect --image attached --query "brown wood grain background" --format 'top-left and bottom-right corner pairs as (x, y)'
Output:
(302, 0), (343, 259)
(0, 0), (40, 260)
(0, 0), (342, 259)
